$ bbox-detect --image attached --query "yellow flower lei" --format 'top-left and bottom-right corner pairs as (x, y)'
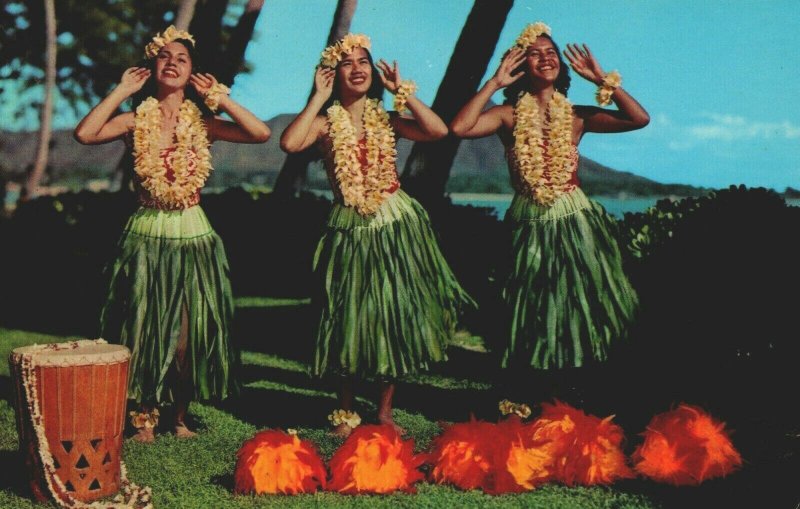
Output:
(499, 399), (532, 419)
(326, 98), (398, 216)
(145, 25), (195, 59)
(393, 79), (417, 113)
(512, 91), (575, 206)
(328, 409), (362, 429)
(133, 97), (212, 209)
(596, 70), (622, 107)
(320, 33), (371, 68)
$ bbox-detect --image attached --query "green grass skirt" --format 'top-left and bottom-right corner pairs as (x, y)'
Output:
(313, 190), (474, 378)
(502, 189), (638, 369)
(100, 206), (239, 403)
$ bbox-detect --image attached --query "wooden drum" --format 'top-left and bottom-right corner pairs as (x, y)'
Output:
(10, 340), (130, 503)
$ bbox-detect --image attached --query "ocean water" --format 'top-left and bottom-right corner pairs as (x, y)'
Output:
(451, 194), (800, 219)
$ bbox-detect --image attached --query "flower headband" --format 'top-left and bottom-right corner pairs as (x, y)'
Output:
(319, 33), (371, 68)
(514, 21), (552, 49)
(145, 25), (196, 59)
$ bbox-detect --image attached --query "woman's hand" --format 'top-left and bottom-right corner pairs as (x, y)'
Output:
(490, 46), (526, 89)
(313, 66), (335, 101)
(377, 59), (402, 94)
(189, 72), (221, 97)
(118, 67), (150, 96)
(564, 44), (606, 85)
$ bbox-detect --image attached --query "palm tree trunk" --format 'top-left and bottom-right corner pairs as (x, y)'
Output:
(272, 0), (358, 196)
(22, 0), (56, 202)
(218, 0), (265, 86)
(174, 0), (199, 31)
(401, 0), (513, 205)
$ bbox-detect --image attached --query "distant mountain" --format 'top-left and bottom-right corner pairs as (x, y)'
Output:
(0, 114), (707, 197)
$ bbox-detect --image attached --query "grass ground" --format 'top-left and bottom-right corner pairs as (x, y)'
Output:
(0, 298), (797, 508)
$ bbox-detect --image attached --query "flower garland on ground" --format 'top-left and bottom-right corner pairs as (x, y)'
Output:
(17, 340), (153, 508)
(512, 91), (575, 206)
(133, 97), (212, 210)
(326, 99), (398, 216)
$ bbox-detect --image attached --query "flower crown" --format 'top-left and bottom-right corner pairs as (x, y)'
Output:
(145, 25), (196, 59)
(514, 21), (552, 49)
(320, 33), (371, 68)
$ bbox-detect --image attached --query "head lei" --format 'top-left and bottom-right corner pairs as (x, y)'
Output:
(145, 25), (196, 59)
(514, 22), (552, 50)
(320, 33), (371, 68)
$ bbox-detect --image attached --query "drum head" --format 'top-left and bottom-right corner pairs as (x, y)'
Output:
(12, 340), (130, 367)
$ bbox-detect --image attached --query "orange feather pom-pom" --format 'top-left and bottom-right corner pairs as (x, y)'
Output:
(429, 420), (498, 492)
(495, 416), (557, 493)
(530, 402), (634, 486)
(234, 429), (327, 495)
(328, 424), (426, 494)
(632, 404), (742, 485)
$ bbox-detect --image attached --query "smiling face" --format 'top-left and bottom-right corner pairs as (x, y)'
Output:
(336, 47), (373, 97)
(154, 41), (193, 90)
(525, 36), (560, 84)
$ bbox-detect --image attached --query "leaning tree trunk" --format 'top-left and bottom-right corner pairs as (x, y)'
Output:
(272, 0), (358, 196)
(174, 0), (198, 31)
(401, 0), (513, 205)
(218, 0), (264, 86)
(22, 0), (56, 202)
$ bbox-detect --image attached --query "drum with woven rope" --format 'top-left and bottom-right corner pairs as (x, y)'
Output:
(10, 340), (130, 503)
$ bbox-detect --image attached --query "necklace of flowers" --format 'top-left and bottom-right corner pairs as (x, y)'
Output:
(512, 91), (575, 206)
(16, 339), (153, 508)
(326, 98), (399, 216)
(133, 97), (212, 209)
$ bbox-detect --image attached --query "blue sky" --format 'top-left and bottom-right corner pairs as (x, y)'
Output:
(5, 0), (799, 190)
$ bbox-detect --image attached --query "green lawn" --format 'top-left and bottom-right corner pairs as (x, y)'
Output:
(0, 326), (659, 509)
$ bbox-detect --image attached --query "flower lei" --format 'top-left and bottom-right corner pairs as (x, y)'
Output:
(133, 97), (212, 209)
(144, 25), (195, 59)
(16, 340), (153, 508)
(512, 91), (575, 206)
(320, 33), (371, 68)
(326, 98), (398, 216)
(328, 409), (362, 429)
(514, 21), (552, 49)
(596, 70), (622, 106)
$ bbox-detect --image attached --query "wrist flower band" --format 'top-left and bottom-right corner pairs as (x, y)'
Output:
(596, 70), (621, 106)
(204, 82), (231, 112)
(393, 80), (417, 112)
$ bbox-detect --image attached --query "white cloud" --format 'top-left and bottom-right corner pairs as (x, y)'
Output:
(689, 113), (800, 141)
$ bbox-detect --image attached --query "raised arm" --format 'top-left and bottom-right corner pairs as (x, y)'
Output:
(190, 73), (270, 144)
(377, 59), (447, 142)
(564, 44), (650, 134)
(450, 47), (526, 139)
(280, 67), (335, 153)
(73, 67), (149, 144)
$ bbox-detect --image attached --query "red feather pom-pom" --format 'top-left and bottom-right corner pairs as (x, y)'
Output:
(328, 424), (426, 494)
(429, 420), (498, 492)
(530, 401), (634, 486)
(429, 417), (557, 494)
(234, 429), (327, 495)
(632, 404), (742, 485)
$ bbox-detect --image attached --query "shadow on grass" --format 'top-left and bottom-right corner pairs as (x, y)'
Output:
(0, 450), (29, 499)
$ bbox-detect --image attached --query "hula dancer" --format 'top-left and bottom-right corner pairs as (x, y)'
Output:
(281, 34), (473, 437)
(74, 26), (270, 442)
(451, 23), (649, 375)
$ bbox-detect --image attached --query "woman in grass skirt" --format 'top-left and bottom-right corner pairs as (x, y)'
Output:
(74, 26), (270, 442)
(281, 34), (473, 436)
(451, 22), (649, 374)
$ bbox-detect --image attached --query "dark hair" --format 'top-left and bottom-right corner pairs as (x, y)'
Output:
(321, 47), (386, 113)
(130, 39), (212, 116)
(503, 34), (571, 106)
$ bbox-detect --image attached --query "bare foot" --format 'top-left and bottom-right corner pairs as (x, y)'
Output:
(330, 423), (353, 439)
(378, 413), (405, 436)
(132, 427), (155, 444)
(174, 423), (198, 439)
